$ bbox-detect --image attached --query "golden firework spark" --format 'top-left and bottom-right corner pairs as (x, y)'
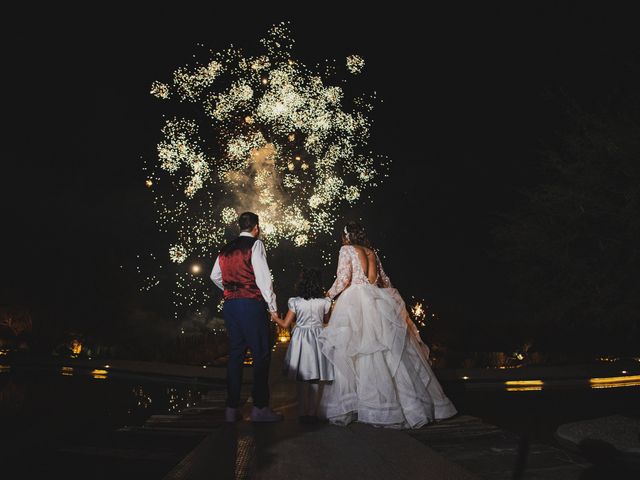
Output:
(410, 300), (428, 328)
(346, 55), (365, 74)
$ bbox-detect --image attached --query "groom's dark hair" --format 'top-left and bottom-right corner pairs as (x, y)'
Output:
(238, 211), (259, 231)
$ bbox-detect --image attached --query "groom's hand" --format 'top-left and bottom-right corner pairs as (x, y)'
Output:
(269, 311), (281, 323)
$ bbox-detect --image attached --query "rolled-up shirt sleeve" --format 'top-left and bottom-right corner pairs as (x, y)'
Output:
(210, 256), (224, 291)
(251, 240), (278, 312)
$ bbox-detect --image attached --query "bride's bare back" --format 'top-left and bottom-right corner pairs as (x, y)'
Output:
(326, 241), (394, 300)
(352, 245), (378, 284)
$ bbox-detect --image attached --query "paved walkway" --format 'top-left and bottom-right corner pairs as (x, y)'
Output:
(161, 345), (479, 479)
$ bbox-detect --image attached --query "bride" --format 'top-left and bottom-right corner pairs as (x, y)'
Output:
(318, 221), (457, 429)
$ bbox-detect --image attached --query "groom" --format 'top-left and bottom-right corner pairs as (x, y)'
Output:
(210, 211), (283, 422)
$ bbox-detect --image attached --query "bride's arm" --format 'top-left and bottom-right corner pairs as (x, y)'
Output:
(326, 246), (352, 299)
(375, 251), (393, 288)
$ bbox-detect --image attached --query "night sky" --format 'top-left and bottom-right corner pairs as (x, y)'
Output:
(2, 4), (639, 343)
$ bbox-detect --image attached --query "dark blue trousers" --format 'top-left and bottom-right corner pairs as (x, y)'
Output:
(223, 298), (271, 408)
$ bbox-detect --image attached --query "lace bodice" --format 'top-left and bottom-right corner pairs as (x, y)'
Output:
(326, 245), (392, 299)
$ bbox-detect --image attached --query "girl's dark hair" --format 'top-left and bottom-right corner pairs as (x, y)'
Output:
(295, 267), (325, 299)
(343, 220), (371, 248)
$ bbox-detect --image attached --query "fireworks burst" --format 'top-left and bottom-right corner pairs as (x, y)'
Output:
(411, 301), (427, 327)
(143, 22), (389, 318)
(346, 55), (365, 75)
(409, 297), (440, 329)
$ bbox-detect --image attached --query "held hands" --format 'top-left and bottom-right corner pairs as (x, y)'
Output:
(270, 311), (284, 326)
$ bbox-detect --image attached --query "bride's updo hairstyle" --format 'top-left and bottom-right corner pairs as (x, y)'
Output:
(342, 220), (371, 248)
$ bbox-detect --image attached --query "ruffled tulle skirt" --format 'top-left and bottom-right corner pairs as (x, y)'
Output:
(317, 285), (457, 429)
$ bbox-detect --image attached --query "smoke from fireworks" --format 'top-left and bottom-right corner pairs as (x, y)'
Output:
(143, 22), (389, 318)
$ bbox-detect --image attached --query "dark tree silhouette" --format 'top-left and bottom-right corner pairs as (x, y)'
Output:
(492, 94), (640, 353)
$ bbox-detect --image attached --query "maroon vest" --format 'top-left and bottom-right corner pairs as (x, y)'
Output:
(218, 236), (264, 302)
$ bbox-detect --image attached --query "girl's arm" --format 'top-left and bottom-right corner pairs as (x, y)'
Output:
(275, 309), (296, 329)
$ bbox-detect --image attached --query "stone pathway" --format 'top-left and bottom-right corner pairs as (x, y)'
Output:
(407, 414), (591, 479)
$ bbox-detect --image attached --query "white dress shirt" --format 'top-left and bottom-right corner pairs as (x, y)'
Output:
(210, 232), (278, 313)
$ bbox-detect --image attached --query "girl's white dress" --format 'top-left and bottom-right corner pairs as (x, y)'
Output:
(318, 245), (457, 429)
(283, 297), (334, 382)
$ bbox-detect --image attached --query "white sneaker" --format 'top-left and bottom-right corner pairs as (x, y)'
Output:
(250, 406), (284, 422)
(225, 407), (242, 422)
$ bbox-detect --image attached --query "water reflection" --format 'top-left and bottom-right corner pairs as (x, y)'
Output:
(504, 380), (544, 392)
(1, 366), (209, 429)
(91, 369), (108, 379)
(132, 386), (153, 409)
(0, 377), (25, 411)
(589, 374), (640, 389)
(166, 386), (202, 414)
(458, 373), (640, 391)
(0, 368), (212, 478)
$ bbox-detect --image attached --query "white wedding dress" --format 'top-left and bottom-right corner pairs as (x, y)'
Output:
(318, 245), (457, 429)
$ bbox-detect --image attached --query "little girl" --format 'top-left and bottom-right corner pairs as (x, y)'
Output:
(273, 267), (333, 422)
